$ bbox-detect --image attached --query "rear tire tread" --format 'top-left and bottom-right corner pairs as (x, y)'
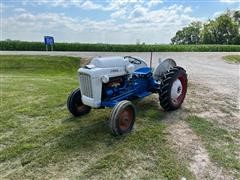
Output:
(159, 66), (188, 111)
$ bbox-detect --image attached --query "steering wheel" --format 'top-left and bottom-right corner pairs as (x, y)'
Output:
(124, 56), (142, 65)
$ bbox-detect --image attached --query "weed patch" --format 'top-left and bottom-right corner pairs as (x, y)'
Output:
(223, 55), (240, 63)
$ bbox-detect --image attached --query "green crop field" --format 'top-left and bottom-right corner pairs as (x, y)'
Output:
(1, 41), (240, 52)
(1, 55), (239, 179)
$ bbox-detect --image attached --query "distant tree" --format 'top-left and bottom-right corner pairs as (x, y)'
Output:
(201, 13), (239, 44)
(232, 10), (240, 44)
(200, 20), (216, 44)
(171, 10), (240, 45)
(232, 10), (240, 24)
(171, 21), (202, 44)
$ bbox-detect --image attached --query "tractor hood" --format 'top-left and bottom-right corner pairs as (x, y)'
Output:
(88, 56), (129, 68)
(83, 56), (148, 74)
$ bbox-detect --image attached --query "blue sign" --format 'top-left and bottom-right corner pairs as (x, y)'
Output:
(44, 36), (54, 45)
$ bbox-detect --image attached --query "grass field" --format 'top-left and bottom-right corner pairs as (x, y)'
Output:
(1, 55), (239, 179)
(223, 55), (240, 63)
(0, 55), (192, 179)
(1, 41), (240, 52)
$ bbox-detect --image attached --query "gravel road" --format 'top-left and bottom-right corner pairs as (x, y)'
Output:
(1, 51), (239, 104)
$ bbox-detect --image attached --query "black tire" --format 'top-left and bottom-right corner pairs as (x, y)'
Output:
(67, 88), (91, 117)
(109, 100), (136, 136)
(159, 66), (188, 111)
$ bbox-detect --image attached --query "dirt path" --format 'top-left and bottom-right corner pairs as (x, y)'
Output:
(185, 82), (240, 132)
(167, 120), (233, 180)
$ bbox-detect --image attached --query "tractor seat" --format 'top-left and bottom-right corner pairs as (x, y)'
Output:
(134, 67), (152, 78)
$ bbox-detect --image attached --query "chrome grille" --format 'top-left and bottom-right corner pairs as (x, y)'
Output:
(79, 73), (93, 98)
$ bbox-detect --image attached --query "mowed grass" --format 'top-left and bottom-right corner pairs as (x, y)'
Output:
(186, 116), (240, 178)
(223, 55), (240, 63)
(0, 55), (192, 179)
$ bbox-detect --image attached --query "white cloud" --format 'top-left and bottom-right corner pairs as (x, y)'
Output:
(79, 0), (144, 11)
(3, 12), (82, 40)
(81, 0), (106, 10)
(22, 0), (148, 11)
(22, 0), (109, 10)
(81, 19), (118, 31)
(183, 7), (192, 13)
(2, 11), (117, 42)
(127, 4), (196, 24)
(147, 0), (163, 8)
(2, 3), (200, 44)
(22, 0), (82, 7)
(111, 9), (127, 18)
(20, 0), (166, 14)
(219, 0), (239, 3)
(213, 11), (223, 18)
(107, 0), (146, 11)
(129, 6), (148, 18)
(49, 0), (71, 7)
(13, 8), (27, 13)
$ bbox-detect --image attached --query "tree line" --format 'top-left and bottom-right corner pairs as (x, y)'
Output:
(171, 10), (240, 45)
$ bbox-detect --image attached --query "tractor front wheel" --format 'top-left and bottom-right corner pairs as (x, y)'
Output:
(109, 100), (136, 136)
(67, 88), (91, 117)
(159, 66), (188, 111)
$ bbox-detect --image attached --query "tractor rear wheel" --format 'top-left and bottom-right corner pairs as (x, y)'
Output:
(159, 66), (187, 111)
(67, 88), (91, 117)
(109, 100), (136, 136)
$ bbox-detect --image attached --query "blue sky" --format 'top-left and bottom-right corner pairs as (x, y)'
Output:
(1, 0), (239, 44)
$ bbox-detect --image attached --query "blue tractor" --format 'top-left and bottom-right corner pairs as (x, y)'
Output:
(67, 56), (187, 135)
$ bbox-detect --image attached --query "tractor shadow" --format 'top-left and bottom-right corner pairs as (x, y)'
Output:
(32, 96), (182, 169)
(58, 96), (167, 152)
(59, 108), (119, 150)
(134, 96), (166, 122)
(22, 97), (184, 168)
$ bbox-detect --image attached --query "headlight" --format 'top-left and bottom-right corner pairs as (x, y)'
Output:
(102, 75), (109, 83)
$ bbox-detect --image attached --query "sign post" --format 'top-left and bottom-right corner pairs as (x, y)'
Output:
(44, 36), (54, 51)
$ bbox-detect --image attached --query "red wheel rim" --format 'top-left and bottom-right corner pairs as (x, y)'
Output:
(170, 72), (187, 106)
(175, 73), (187, 105)
(119, 106), (134, 131)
